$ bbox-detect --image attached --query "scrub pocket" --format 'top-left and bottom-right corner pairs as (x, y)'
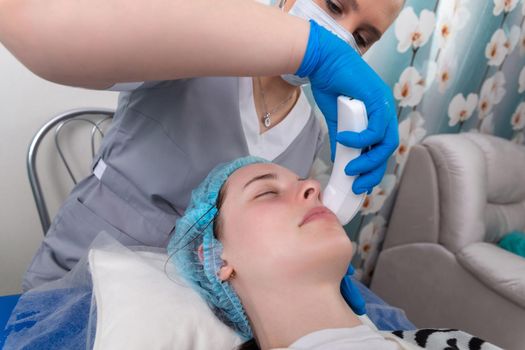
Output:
(73, 196), (151, 247)
(79, 162), (177, 248)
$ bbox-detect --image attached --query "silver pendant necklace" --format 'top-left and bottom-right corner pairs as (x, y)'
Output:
(256, 77), (297, 129)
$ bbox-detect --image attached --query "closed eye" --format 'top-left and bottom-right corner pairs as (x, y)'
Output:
(254, 191), (278, 199)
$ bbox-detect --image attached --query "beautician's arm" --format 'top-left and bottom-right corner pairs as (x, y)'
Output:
(0, 0), (307, 89)
(0, 0), (399, 194)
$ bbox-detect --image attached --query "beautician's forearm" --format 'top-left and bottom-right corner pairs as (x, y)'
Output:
(0, 0), (308, 89)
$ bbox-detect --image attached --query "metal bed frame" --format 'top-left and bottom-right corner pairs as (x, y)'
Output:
(27, 108), (114, 235)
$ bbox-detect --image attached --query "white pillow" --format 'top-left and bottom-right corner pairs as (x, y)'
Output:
(89, 247), (243, 350)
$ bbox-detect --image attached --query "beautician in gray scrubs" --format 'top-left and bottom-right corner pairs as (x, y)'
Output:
(0, 0), (403, 290)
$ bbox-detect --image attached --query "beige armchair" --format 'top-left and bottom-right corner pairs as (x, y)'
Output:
(370, 133), (525, 350)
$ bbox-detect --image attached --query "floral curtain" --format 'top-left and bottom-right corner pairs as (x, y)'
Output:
(346, 0), (525, 284)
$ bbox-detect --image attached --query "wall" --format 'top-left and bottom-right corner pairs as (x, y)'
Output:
(0, 43), (118, 295)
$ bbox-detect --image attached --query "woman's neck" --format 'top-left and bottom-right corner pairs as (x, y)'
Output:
(252, 76), (301, 134)
(240, 282), (363, 349)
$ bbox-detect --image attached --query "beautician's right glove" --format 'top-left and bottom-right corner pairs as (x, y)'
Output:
(298, 20), (399, 195)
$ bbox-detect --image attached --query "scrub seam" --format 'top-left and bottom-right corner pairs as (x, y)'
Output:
(126, 106), (189, 158)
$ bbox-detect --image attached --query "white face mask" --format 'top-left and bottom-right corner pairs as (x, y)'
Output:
(281, 0), (363, 86)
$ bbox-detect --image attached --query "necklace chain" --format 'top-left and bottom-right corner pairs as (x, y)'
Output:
(256, 77), (297, 128)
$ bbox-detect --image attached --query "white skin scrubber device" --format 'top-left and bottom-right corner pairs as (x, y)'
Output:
(321, 97), (368, 225)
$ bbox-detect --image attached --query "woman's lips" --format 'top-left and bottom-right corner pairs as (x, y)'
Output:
(299, 206), (337, 226)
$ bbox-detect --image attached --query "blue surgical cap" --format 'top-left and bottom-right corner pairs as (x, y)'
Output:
(167, 156), (269, 340)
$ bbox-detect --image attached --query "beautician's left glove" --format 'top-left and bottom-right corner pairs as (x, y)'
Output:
(340, 264), (366, 315)
(298, 20), (399, 195)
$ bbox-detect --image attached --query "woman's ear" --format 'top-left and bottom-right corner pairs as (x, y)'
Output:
(197, 244), (205, 263)
(218, 263), (235, 282)
(199, 244), (235, 281)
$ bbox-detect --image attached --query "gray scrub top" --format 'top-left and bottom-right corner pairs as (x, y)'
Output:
(23, 77), (324, 290)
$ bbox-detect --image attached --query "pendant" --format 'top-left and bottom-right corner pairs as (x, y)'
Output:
(263, 113), (271, 128)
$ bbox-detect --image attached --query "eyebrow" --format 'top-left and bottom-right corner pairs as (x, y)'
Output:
(345, 0), (382, 42)
(346, 0), (359, 11)
(243, 173), (278, 190)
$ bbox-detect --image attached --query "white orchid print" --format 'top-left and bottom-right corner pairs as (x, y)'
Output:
(506, 25), (521, 54)
(480, 113), (495, 134)
(360, 175), (396, 216)
(486, 71), (506, 105)
(395, 137), (411, 166)
(449, 0), (471, 28)
(400, 111), (427, 145)
(493, 0), (519, 16)
(357, 216), (386, 260)
(470, 113), (495, 134)
(436, 54), (457, 93)
(478, 71), (506, 118)
(436, 0), (471, 48)
(395, 111), (427, 165)
(395, 7), (436, 53)
(519, 66), (525, 93)
(436, 15), (454, 49)
(448, 93), (478, 126)
(486, 29), (510, 66)
(451, 0), (471, 18)
(393, 67), (426, 107)
(511, 102), (525, 130)
(477, 91), (494, 120)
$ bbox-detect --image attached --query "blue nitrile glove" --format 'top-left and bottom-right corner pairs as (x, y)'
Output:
(297, 20), (399, 195)
(340, 264), (366, 315)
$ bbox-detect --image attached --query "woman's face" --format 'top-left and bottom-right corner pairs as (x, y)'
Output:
(217, 163), (354, 289)
(285, 0), (404, 54)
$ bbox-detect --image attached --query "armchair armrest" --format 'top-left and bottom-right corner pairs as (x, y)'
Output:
(383, 145), (440, 250)
(457, 242), (525, 308)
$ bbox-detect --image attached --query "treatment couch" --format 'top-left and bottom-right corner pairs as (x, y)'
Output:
(370, 133), (525, 350)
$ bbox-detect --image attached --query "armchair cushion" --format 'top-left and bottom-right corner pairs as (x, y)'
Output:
(457, 242), (525, 308)
(423, 135), (487, 253)
(423, 134), (525, 252)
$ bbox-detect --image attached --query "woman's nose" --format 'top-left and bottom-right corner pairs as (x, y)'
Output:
(299, 179), (322, 202)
